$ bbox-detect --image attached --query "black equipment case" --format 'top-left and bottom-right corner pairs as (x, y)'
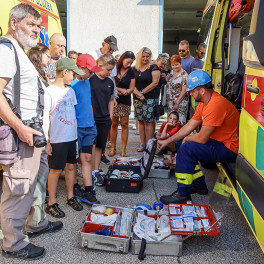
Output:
(105, 140), (157, 193)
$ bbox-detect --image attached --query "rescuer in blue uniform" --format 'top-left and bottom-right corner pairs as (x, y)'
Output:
(157, 70), (239, 204)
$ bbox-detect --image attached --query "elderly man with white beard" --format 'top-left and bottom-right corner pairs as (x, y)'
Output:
(0, 3), (62, 260)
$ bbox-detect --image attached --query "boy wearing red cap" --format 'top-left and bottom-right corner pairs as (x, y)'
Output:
(71, 54), (102, 204)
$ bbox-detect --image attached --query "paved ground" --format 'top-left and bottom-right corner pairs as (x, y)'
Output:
(0, 120), (263, 263)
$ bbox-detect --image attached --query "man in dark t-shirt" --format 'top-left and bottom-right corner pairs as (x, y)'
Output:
(90, 54), (116, 186)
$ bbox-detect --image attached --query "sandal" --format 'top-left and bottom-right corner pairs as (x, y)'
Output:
(137, 144), (146, 152)
(135, 130), (140, 135)
(108, 148), (116, 157)
(106, 141), (112, 148)
(45, 203), (65, 218)
(121, 151), (127, 157)
(67, 197), (83, 211)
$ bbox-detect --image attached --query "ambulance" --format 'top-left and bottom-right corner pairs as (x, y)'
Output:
(198, 0), (264, 252)
(0, 0), (62, 45)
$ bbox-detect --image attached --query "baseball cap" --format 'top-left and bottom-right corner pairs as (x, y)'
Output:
(186, 70), (212, 92)
(55, 57), (85, 75)
(76, 54), (102, 73)
(104, 35), (118, 51)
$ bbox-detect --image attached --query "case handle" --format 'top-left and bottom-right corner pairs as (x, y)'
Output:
(138, 238), (146, 260)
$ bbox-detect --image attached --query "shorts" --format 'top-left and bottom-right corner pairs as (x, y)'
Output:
(48, 139), (79, 170)
(77, 125), (97, 154)
(113, 103), (131, 117)
(94, 121), (112, 149)
(134, 98), (157, 122)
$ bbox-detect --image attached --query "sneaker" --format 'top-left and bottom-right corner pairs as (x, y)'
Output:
(101, 154), (110, 164)
(67, 197), (83, 211)
(26, 221), (63, 238)
(160, 191), (192, 205)
(77, 191), (100, 205)
(93, 171), (105, 186)
(2, 243), (45, 260)
(74, 183), (85, 197)
(45, 203), (65, 218)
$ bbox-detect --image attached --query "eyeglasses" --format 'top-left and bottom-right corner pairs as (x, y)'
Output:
(178, 49), (186, 53)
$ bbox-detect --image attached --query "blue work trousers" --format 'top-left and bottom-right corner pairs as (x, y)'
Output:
(175, 139), (237, 195)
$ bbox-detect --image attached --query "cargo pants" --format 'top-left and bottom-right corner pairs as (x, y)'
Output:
(0, 143), (49, 252)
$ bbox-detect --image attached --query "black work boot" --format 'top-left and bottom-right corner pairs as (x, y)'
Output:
(2, 243), (45, 260)
(191, 186), (209, 195)
(26, 221), (63, 238)
(160, 191), (191, 205)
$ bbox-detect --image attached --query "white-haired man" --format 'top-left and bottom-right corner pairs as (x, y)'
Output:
(0, 4), (62, 260)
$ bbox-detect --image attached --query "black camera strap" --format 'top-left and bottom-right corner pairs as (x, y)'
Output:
(37, 77), (44, 117)
(0, 37), (21, 118)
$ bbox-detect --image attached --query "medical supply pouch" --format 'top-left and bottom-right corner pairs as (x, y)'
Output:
(168, 203), (223, 236)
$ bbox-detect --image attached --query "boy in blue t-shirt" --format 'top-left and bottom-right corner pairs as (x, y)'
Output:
(71, 54), (102, 204)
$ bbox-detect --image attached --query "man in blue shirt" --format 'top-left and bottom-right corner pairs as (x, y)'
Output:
(190, 43), (207, 72)
(71, 54), (102, 204)
(178, 40), (195, 74)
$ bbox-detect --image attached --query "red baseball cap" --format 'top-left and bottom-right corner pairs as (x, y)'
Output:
(76, 54), (102, 73)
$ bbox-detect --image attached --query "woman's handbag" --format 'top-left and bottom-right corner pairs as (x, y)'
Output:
(154, 103), (164, 117)
(153, 84), (165, 117)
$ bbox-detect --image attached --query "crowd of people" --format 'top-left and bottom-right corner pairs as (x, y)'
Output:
(0, 3), (240, 261)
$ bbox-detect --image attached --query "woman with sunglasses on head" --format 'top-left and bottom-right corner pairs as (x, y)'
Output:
(108, 51), (136, 157)
(28, 43), (51, 87)
(133, 47), (161, 152)
(166, 55), (189, 125)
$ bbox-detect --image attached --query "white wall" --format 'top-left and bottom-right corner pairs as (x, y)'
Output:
(69, 0), (160, 58)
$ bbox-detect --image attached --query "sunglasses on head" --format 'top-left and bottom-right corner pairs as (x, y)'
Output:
(179, 49), (186, 53)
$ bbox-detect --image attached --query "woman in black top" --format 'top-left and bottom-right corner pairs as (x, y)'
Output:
(133, 47), (161, 152)
(108, 51), (136, 157)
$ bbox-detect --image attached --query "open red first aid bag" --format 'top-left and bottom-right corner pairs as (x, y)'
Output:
(168, 203), (224, 236)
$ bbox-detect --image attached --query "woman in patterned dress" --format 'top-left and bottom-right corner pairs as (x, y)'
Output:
(166, 55), (189, 124)
(133, 47), (161, 151)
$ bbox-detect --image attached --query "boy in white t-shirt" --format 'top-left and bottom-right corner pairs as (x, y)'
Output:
(43, 58), (85, 218)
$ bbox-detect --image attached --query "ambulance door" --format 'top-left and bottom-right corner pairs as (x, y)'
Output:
(240, 0), (264, 180)
(203, 0), (230, 94)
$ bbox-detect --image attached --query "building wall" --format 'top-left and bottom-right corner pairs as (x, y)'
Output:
(69, 0), (160, 58)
